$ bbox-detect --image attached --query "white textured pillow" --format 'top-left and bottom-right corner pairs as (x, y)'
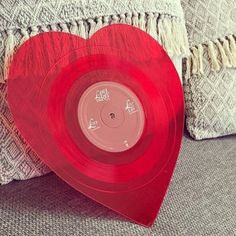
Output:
(184, 58), (236, 140)
(0, 84), (50, 184)
(0, 0), (188, 184)
(182, 0), (236, 139)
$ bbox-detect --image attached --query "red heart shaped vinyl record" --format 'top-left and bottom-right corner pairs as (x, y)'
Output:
(7, 25), (184, 226)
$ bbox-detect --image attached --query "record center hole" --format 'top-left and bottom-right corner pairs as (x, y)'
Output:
(109, 112), (116, 120)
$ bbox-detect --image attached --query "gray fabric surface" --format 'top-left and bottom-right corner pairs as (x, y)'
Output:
(0, 134), (236, 236)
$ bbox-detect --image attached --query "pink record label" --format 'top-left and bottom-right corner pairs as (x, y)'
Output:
(78, 81), (145, 152)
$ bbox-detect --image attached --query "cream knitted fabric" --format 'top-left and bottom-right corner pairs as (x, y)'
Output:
(0, 0), (189, 184)
(181, 0), (236, 139)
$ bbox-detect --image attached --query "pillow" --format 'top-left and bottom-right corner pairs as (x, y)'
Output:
(181, 0), (236, 140)
(0, 0), (189, 184)
(0, 83), (50, 184)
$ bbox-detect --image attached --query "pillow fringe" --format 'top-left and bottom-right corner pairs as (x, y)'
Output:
(147, 12), (159, 41)
(185, 34), (236, 79)
(207, 41), (221, 72)
(0, 12), (189, 83)
(228, 35), (236, 67)
(2, 30), (16, 83)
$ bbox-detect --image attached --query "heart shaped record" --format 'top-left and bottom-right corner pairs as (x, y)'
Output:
(7, 24), (184, 226)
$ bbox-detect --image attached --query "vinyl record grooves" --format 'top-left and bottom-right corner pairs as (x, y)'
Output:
(7, 25), (184, 226)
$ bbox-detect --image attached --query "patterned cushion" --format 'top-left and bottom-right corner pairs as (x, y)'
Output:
(181, 0), (236, 139)
(0, 84), (50, 184)
(184, 55), (236, 139)
(0, 0), (188, 184)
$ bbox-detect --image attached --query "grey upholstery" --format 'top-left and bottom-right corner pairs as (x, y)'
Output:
(0, 134), (236, 236)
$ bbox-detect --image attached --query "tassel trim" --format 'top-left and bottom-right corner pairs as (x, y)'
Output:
(0, 12), (189, 83)
(185, 34), (236, 79)
(2, 30), (16, 83)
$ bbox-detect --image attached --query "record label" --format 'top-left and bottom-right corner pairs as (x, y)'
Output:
(78, 81), (145, 152)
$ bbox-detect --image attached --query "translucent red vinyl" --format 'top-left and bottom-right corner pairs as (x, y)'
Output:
(7, 25), (184, 226)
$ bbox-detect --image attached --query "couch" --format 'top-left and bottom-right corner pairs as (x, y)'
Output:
(1, 133), (236, 236)
(1, 1), (236, 235)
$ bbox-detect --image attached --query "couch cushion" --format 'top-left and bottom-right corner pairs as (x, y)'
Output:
(0, 134), (235, 235)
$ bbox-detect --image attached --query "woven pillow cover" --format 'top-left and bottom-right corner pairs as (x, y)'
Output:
(181, 0), (236, 140)
(0, 0), (189, 184)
